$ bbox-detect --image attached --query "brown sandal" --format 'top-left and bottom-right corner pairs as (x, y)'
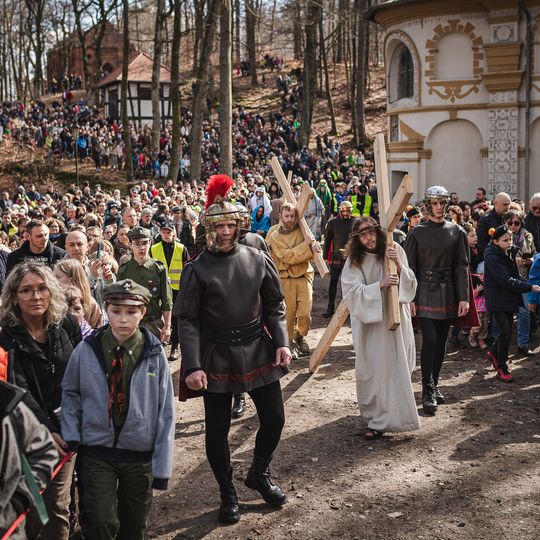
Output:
(363, 429), (384, 440)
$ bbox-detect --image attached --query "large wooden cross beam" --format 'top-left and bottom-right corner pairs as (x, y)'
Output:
(308, 133), (413, 373)
(271, 156), (329, 278)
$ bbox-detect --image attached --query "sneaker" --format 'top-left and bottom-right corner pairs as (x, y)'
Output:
(168, 346), (180, 362)
(296, 336), (310, 357)
(517, 346), (535, 357)
(469, 335), (479, 348)
(496, 365), (513, 382)
(290, 342), (299, 361)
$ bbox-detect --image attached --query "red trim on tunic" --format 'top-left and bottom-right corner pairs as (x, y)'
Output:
(207, 363), (276, 382)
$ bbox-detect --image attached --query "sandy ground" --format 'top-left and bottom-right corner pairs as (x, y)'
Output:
(148, 275), (540, 540)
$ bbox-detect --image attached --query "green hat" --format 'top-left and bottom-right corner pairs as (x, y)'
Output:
(127, 226), (152, 241)
(103, 279), (150, 306)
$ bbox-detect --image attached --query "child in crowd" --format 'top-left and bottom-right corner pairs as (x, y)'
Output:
(469, 262), (489, 349)
(65, 286), (93, 338)
(483, 226), (540, 382)
(61, 279), (175, 539)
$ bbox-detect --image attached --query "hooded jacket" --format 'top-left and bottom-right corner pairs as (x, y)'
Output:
(483, 242), (532, 312)
(61, 327), (175, 489)
(5, 240), (66, 276)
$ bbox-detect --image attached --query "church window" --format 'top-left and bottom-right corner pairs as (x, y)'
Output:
(397, 47), (414, 99)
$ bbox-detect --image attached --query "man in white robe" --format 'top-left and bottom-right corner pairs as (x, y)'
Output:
(341, 218), (420, 438)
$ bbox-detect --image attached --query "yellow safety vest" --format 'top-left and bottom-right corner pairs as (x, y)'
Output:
(151, 241), (184, 291)
(351, 194), (372, 217)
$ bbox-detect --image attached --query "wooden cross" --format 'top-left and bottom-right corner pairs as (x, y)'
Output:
(271, 156), (329, 278)
(308, 133), (413, 373)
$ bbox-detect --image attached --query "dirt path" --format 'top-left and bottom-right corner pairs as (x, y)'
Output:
(149, 275), (540, 540)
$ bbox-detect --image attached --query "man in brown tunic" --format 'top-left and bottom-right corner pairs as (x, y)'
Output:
(174, 199), (292, 524)
(404, 186), (469, 414)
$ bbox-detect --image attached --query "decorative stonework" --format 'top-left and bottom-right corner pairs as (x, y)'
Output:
(424, 20), (484, 80)
(490, 90), (518, 103)
(491, 23), (517, 43)
(426, 79), (481, 102)
(487, 107), (518, 197)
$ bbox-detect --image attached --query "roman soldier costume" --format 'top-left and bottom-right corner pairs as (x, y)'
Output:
(175, 197), (289, 524)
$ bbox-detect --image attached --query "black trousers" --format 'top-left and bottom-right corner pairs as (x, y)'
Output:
(171, 289), (179, 347)
(418, 318), (451, 387)
(492, 311), (513, 369)
(203, 380), (285, 473)
(327, 265), (343, 307)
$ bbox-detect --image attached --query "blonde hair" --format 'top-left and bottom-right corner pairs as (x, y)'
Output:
(64, 285), (83, 306)
(54, 259), (94, 321)
(0, 262), (67, 328)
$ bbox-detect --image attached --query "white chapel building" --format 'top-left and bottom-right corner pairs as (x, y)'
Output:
(369, 0), (540, 202)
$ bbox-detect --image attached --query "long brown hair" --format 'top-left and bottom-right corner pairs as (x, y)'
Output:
(346, 217), (387, 268)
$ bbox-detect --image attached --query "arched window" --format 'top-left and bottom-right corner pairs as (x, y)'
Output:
(397, 47), (414, 99)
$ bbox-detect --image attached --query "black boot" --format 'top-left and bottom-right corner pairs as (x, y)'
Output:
(232, 393), (246, 419)
(213, 467), (240, 524)
(322, 304), (335, 318)
(432, 378), (445, 404)
(244, 455), (287, 508)
(422, 382), (438, 414)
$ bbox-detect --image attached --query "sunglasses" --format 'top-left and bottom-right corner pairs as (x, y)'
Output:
(531, 207), (540, 211)
(507, 221), (521, 226)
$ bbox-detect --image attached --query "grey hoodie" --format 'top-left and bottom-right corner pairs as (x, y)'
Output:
(61, 327), (175, 488)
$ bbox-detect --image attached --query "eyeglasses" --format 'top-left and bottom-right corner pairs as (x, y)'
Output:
(507, 221), (521, 226)
(531, 207), (540, 211)
(17, 285), (50, 299)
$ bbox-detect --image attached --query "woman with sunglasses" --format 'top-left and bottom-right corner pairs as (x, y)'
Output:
(505, 210), (537, 355)
(0, 262), (82, 539)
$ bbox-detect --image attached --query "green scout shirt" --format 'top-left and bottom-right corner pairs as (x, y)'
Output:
(101, 327), (145, 427)
(117, 257), (173, 320)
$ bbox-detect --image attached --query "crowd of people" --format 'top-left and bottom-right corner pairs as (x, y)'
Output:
(1, 92), (539, 537)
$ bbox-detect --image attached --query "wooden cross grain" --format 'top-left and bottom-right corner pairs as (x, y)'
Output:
(271, 156), (329, 278)
(309, 133), (413, 373)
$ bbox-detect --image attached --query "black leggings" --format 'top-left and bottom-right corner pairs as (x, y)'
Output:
(203, 380), (285, 473)
(419, 318), (451, 386)
(492, 311), (513, 369)
(327, 266), (343, 307)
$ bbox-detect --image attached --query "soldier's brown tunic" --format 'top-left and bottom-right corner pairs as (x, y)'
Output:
(174, 243), (288, 393)
(403, 219), (469, 319)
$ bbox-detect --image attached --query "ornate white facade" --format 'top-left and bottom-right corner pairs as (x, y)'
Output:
(370, 0), (540, 202)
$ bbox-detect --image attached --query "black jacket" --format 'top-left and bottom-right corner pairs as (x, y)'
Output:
(5, 240), (66, 276)
(483, 243), (532, 312)
(477, 208), (503, 259)
(524, 212), (540, 251)
(0, 315), (82, 433)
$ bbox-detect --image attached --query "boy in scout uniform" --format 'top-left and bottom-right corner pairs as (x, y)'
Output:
(150, 219), (189, 361)
(61, 280), (175, 540)
(116, 226), (173, 342)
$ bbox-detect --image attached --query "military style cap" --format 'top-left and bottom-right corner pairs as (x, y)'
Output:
(159, 219), (175, 230)
(103, 279), (150, 306)
(127, 226), (152, 241)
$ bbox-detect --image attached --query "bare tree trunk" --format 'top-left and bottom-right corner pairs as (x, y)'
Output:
(292, 0), (302, 59)
(233, 0), (240, 64)
(25, 0), (45, 97)
(319, 17), (337, 135)
(152, 0), (165, 149)
(192, 0), (206, 76)
(168, 0), (182, 184)
(219, 0), (233, 175)
(245, 0), (257, 84)
(352, 0), (367, 147)
(269, 0), (278, 45)
(190, 0), (220, 182)
(299, 0), (320, 148)
(121, 0), (133, 180)
(71, 0), (92, 93)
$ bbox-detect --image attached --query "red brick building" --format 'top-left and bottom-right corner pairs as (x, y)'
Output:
(46, 22), (137, 90)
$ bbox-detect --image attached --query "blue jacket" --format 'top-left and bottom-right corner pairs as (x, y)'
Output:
(61, 327), (175, 489)
(528, 253), (540, 305)
(483, 242), (532, 313)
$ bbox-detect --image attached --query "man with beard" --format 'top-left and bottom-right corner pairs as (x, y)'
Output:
(175, 199), (291, 524)
(267, 202), (320, 358)
(403, 186), (469, 415)
(322, 200), (356, 317)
